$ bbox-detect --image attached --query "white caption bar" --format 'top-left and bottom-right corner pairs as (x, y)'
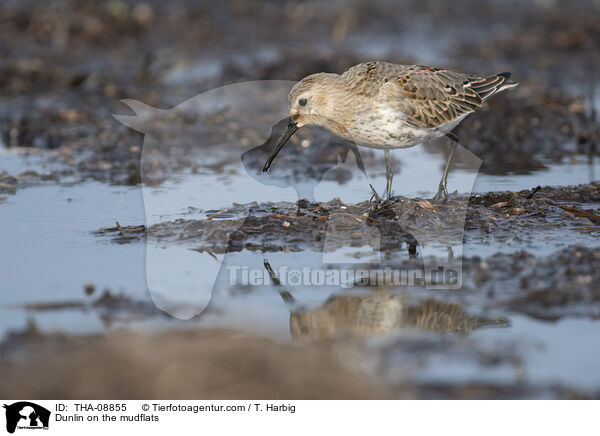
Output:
(1, 400), (598, 435)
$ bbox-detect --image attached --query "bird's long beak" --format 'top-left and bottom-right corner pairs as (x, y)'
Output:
(263, 118), (299, 172)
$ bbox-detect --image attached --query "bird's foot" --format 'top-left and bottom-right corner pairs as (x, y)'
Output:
(369, 184), (390, 210)
(383, 186), (393, 201)
(433, 183), (448, 203)
(370, 184), (400, 211)
(369, 184), (382, 203)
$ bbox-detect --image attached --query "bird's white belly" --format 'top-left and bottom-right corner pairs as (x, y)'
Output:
(348, 115), (439, 149)
(347, 107), (465, 149)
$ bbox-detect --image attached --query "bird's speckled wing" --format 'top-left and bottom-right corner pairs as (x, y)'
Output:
(343, 62), (514, 129)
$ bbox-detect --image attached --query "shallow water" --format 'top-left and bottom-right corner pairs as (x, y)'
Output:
(0, 178), (146, 333)
(411, 315), (600, 394)
(146, 146), (600, 212)
(1, 145), (600, 396)
(1, 146), (598, 315)
(0, 146), (47, 175)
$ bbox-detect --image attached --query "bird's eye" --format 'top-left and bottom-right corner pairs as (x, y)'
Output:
(299, 98), (307, 107)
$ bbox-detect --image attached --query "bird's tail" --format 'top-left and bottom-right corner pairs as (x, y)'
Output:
(469, 72), (518, 100)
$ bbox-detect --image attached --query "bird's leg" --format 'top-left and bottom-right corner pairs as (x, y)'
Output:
(384, 149), (393, 200)
(433, 133), (458, 202)
(369, 184), (382, 202)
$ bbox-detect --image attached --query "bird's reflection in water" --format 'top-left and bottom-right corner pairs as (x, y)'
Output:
(290, 291), (407, 339)
(290, 293), (509, 340)
(264, 260), (508, 340)
(405, 299), (509, 334)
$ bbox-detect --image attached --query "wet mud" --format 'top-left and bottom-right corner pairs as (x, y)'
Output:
(92, 182), (600, 322)
(17, 289), (171, 327)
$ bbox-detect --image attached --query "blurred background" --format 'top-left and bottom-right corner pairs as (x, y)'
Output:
(1, 0), (599, 176)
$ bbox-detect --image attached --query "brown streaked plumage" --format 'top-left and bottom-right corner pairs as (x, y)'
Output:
(263, 61), (518, 201)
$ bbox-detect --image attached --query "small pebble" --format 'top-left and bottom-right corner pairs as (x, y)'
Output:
(84, 282), (95, 296)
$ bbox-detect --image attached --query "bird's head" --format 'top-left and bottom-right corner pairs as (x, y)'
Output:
(263, 73), (348, 172)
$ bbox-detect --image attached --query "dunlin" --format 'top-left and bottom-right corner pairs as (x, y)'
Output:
(263, 61), (517, 201)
